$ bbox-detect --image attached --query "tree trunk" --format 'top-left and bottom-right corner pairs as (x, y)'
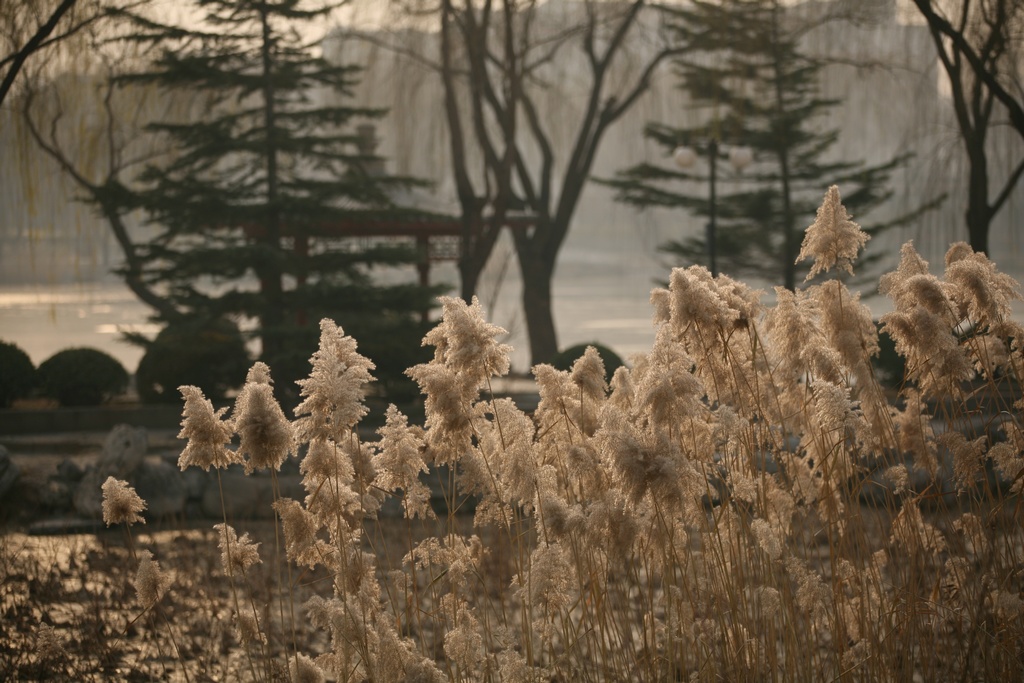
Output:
(459, 254), (483, 302)
(457, 210), (504, 303)
(771, 3), (797, 292)
(258, 4), (285, 361)
(965, 146), (992, 255)
(458, 209), (485, 301)
(519, 254), (558, 366)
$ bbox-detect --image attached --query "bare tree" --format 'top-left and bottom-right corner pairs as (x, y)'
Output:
(382, 0), (680, 365)
(910, 0), (1024, 254)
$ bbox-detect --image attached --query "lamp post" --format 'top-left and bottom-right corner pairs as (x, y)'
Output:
(673, 140), (753, 277)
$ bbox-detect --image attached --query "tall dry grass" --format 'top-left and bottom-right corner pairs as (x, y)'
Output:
(87, 185), (1024, 681)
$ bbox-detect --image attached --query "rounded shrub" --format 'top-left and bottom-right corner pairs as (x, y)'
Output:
(37, 347), (130, 407)
(0, 340), (36, 407)
(550, 342), (625, 383)
(135, 318), (251, 404)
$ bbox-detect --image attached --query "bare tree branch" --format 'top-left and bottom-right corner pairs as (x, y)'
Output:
(911, 0), (1024, 138)
(0, 0), (79, 107)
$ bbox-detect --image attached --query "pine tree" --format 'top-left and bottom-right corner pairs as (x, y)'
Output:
(604, 0), (935, 290)
(106, 0), (440, 402)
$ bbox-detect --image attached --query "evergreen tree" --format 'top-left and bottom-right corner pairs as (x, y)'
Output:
(105, 0), (441, 402)
(604, 0), (935, 290)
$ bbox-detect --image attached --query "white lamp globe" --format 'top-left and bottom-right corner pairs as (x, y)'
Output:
(673, 145), (697, 169)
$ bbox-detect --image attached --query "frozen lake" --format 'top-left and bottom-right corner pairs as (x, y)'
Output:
(5, 240), (1024, 379)
(0, 283), (157, 372)
(0, 254), (670, 376)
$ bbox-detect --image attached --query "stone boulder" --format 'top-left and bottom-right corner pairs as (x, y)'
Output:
(38, 479), (73, 512)
(56, 458), (85, 483)
(134, 459), (187, 518)
(73, 424), (149, 519)
(74, 457), (187, 520)
(98, 424), (148, 478)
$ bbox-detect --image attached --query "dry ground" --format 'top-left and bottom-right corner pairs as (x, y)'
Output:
(0, 512), (502, 682)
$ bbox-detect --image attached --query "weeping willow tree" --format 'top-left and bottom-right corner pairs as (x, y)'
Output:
(2, 1), (150, 285)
